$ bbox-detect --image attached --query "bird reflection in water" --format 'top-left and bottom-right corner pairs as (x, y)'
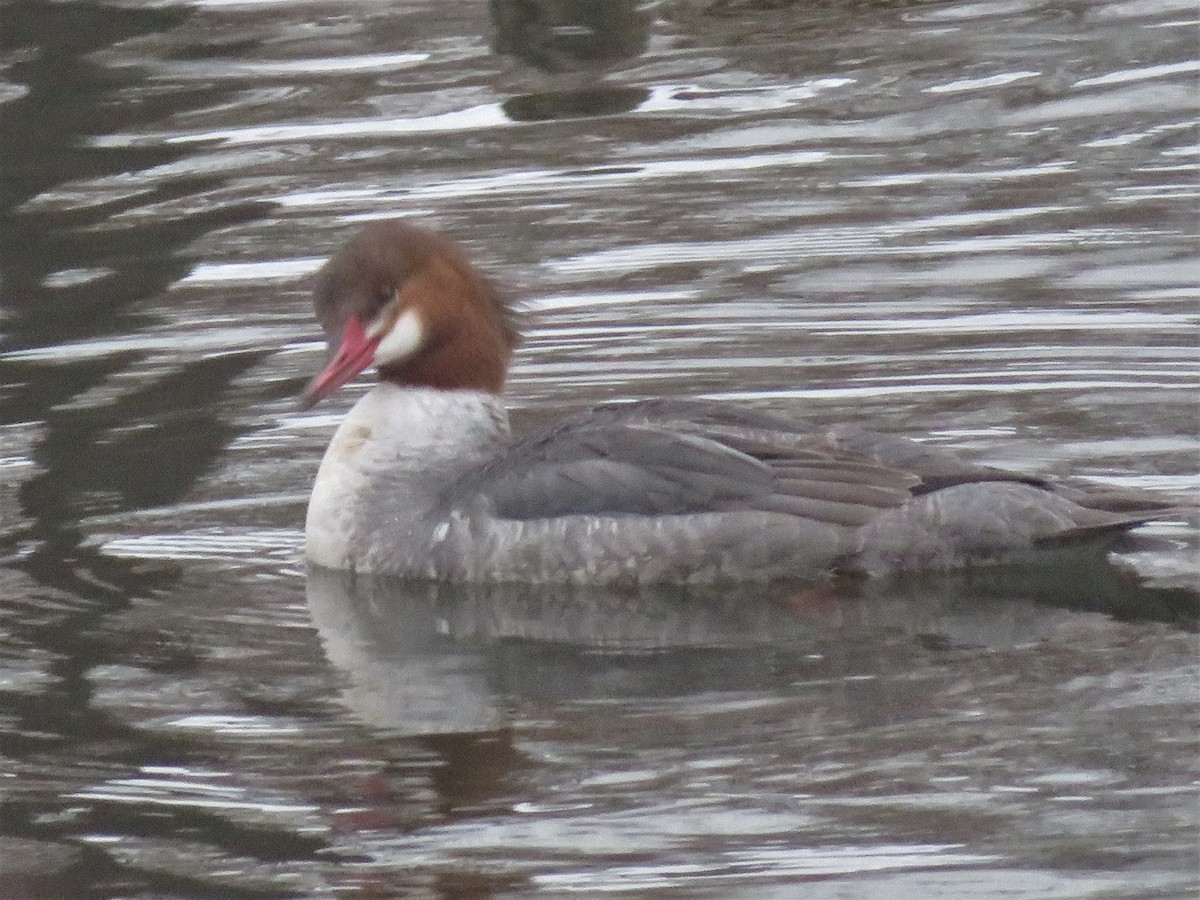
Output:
(307, 552), (1196, 739)
(305, 551), (1195, 841)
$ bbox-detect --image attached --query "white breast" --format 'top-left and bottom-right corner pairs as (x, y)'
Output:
(305, 384), (510, 572)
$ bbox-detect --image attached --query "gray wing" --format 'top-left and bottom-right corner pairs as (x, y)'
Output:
(454, 399), (923, 526)
(452, 399), (1179, 566)
(822, 422), (1182, 516)
(821, 423), (1048, 493)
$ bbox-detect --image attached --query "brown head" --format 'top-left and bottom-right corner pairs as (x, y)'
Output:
(300, 219), (521, 408)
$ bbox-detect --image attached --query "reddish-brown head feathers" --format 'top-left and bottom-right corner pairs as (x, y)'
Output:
(304, 220), (521, 404)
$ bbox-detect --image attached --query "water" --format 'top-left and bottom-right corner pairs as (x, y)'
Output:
(0, 0), (1197, 896)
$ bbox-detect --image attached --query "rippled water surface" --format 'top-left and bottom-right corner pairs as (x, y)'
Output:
(1, 0), (1197, 896)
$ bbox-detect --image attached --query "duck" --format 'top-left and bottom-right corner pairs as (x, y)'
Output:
(300, 219), (1171, 584)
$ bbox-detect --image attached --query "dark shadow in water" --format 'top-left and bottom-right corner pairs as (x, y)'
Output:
(0, 0), (270, 599)
(502, 85), (650, 121)
(874, 541), (1200, 631)
(0, 2), (266, 346)
(0, 5), (282, 892)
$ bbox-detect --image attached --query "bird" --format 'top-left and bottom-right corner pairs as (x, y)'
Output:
(299, 219), (1176, 585)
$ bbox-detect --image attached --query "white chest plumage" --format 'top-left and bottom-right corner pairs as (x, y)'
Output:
(305, 384), (510, 571)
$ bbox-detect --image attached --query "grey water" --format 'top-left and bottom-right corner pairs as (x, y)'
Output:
(0, 0), (1197, 896)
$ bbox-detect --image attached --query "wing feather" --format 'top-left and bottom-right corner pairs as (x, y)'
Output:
(453, 400), (925, 525)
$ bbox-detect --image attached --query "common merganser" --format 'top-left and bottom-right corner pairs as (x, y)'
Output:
(301, 219), (1167, 584)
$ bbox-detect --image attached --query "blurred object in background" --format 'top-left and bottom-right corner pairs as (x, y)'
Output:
(490, 0), (650, 73)
(491, 0), (653, 119)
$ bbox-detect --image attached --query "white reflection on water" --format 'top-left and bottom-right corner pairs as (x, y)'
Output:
(1073, 59), (1200, 87)
(178, 257), (325, 284)
(0, 325), (307, 362)
(171, 102), (514, 146)
(157, 52), (431, 79)
(927, 71), (1041, 93)
(273, 148), (836, 208)
(532, 843), (999, 891)
(100, 528), (303, 563)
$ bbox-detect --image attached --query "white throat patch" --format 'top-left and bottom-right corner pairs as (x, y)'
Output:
(372, 307), (425, 367)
